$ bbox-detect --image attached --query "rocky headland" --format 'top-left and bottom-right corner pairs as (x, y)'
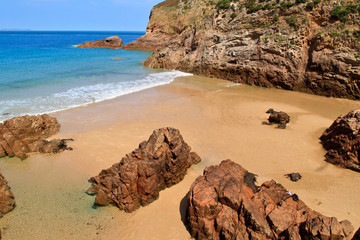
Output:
(77, 36), (124, 49)
(128, 0), (360, 99)
(88, 127), (201, 213)
(187, 159), (355, 239)
(0, 114), (72, 159)
(320, 109), (360, 172)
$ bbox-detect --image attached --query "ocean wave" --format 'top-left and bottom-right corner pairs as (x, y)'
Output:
(0, 70), (192, 122)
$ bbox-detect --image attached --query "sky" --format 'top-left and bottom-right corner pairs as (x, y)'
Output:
(1, 0), (163, 31)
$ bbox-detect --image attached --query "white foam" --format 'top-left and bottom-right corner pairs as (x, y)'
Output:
(0, 70), (192, 122)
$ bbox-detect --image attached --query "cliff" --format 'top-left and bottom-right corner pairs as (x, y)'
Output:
(129, 0), (360, 99)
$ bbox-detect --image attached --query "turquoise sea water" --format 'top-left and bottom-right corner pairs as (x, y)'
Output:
(0, 31), (190, 122)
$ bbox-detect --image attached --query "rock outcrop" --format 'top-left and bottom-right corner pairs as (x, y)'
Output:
(0, 114), (72, 159)
(88, 127), (201, 213)
(132, 0), (360, 99)
(320, 110), (360, 172)
(265, 108), (290, 129)
(285, 172), (302, 182)
(77, 36), (124, 49)
(0, 173), (15, 217)
(187, 159), (354, 240)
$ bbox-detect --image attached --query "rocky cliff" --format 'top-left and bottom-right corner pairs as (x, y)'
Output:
(130, 0), (360, 99)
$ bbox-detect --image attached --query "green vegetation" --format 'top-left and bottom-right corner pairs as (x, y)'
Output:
(273, 15), (279, 22)
(287, 16), (299, 29)
(354, 30), (360, 39)
(230, 12), (237, 19)
(306, 2), (314, 9)
(330, 32), (341, 37)
(296, 0), (307, 4)
(280, 1), (294, 8)
(216, 0), (231, 10)
(355, 54), (360, 58)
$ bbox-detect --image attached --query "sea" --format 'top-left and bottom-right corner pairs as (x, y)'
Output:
(0, 31), (191, 122)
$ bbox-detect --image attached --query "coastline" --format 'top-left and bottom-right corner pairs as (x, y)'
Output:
(0, 75), (360, 239)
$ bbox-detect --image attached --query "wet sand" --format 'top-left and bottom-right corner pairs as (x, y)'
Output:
(0, 75), (360, 239)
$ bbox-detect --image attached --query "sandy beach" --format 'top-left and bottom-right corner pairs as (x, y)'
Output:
(0, 75), (360, 239)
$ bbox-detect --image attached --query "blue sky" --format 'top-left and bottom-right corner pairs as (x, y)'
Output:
(1, 0), (163, 31)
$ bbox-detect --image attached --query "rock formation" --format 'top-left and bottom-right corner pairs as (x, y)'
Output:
(0, 114), (72, 159)
(88, 127), (201, 213)
(285, 172), (302, 182)
(187, 159), (354, 240)
(320, 109), (360, 172)
(0, 173), (15, 217)
(129, 0), (360, 99)
(265, 108), (290, 129)
(77, 36), (124, 49)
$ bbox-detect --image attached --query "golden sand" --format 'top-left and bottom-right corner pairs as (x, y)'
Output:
(0, 75), (359, 239)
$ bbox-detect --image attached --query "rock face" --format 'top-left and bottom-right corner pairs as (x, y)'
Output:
(0, 114), (72, 159)
(187, 159), (354, 240)
(88, 127), (201, 213)
(0, 173), (15, 217)
(320, 110), (360, 172)
(77, 36), (124, 49)
(134, 0), (360, 99)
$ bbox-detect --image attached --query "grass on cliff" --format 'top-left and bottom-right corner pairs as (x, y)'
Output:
(155, 0), (179, 8)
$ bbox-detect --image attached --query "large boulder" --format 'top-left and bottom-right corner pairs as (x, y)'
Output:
(187, 159), (354, 240)
(0, 114), (72, 159)
(320, 110), (360, 172)
(77, 36), (124, 49)
(88, 127), (201, 213)
(0, 173), (15, 217)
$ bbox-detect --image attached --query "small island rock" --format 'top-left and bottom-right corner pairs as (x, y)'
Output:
(77, 36), (124, 49)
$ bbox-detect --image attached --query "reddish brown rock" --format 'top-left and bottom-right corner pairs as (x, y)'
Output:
(0, 173), (15, 217)
(77, 36), (124, 49)
(320, 110), (360, 172)
(0, 114), (73, 159)
(88, 127), (201, 213)
(187, 159), (354, 240)
(136, 0), (360, 99)
(265, 109), (290, 129)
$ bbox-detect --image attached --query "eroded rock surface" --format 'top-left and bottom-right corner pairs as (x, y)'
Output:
(0, 114), (72, 159)
(88, 127), (201, 213)
(265, 108), (290, 129)
(320, 110), (360, 172)
(133, 0), (360, 99)
(187, 159), (354, 240)
(0, 173), (15, 217)
(77, 36), (124, 49)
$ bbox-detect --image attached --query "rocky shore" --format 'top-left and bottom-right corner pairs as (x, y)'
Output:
(0, 114), (72, 159)
(128, 0), (360, 99)
(187, 159), (354, 239)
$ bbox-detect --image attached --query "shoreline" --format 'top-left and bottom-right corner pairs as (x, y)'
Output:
(1, 75), (360, 239)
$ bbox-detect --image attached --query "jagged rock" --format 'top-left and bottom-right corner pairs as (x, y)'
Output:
(77, 36), (124, 49)
(88, 127), (201, 213)
(353, 228), (360, 240)
(320, 110), (360, 172)
(0, 114), (72, 159)
(0, 173), (15, 217)
(187, 159), (354, 240)
(285, 172), (302, 182)
(265, 109), (290, 129)
(134, 0), (360, 99)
